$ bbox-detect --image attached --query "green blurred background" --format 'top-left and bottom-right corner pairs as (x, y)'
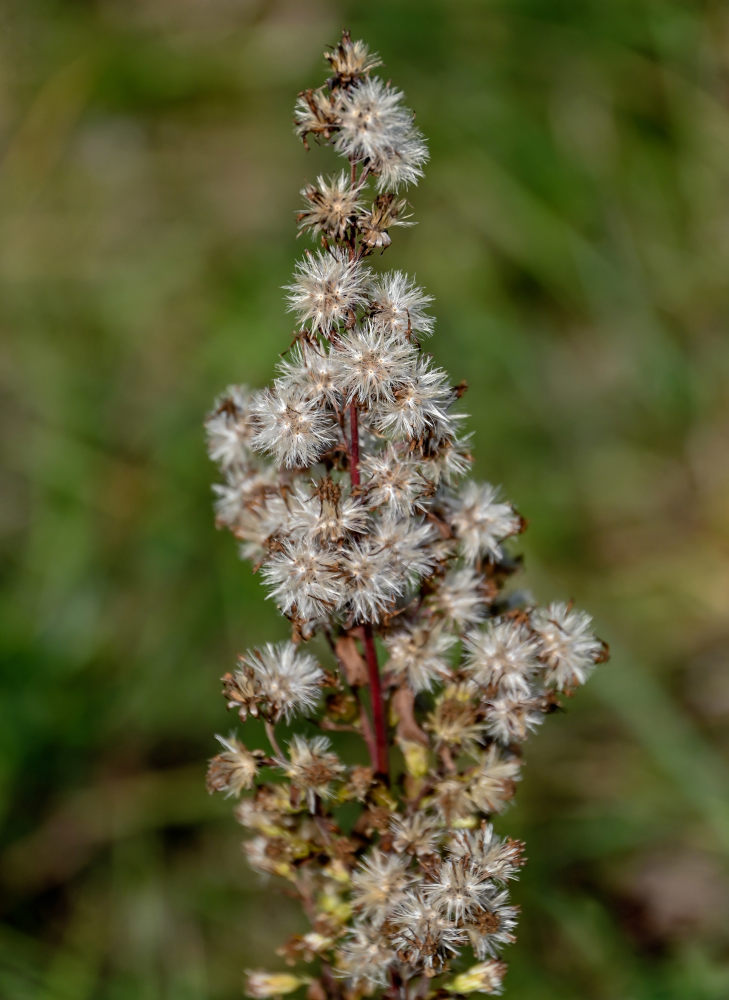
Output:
(2, 0), (729, 997)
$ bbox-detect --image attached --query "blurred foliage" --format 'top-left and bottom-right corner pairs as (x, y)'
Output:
(2, 0), (729, 998)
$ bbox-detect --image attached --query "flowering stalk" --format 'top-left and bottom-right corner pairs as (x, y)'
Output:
(205, 31), (607, 1000)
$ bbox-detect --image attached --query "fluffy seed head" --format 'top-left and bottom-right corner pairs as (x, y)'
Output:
(483, 692), (544, 745)
(338, 538), (404, 622)
(361, 445), (430, 515)
(449, 825), (526, 883)
(350, 848), (414, 925)
(424, 857), (495, 922)
(324, 31), (382, 84)
(279, 734), (345, 811)
(427, 683), (485, 754)
(374, 355), (454, 440)
(331, 320), (418, 405)
(467, 745), (522, 815)
(226, 642), (324, 722)
(261, 537), (342, 623)
(430, 566), (488, 630)
(369, 270), (434, 339)
(390, 813), (440, 857)
(251, 385), (338, 468)
(336, 926), (396, 988)
(285, 248), (368, 334)
(334, 77), (429, 191)
(294, 87), (339, 145)
(389, 890), (466, 975)
(206, 734), (263, 797)
(297, 171), (363, 242)
(358, 193), (412, 249)
(464, 889), (520, 959)
(385, 622), (456, 692)
(288, 479), (369, 545)
(464, 619), (541, 698)
(531, 601), (603, 691)
(448, 481), (522, 563)
(275, 342), (342, 407)
(205, 385), (258, 473)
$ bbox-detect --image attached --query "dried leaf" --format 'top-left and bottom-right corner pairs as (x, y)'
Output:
(392, 685), (428, 745)
(334, 635), (369, 687)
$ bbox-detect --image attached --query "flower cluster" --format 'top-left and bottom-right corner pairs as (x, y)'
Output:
(205, 31), (607, 1000)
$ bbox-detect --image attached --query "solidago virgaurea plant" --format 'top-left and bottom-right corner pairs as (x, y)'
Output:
(205, 31), (608, 999)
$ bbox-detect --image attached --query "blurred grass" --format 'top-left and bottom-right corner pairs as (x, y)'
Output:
(2, 0), (729, 997)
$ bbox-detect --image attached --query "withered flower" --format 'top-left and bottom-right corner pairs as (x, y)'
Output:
(204, 29), (607, 1000)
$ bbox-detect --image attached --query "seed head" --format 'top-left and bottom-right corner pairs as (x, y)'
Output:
(350, 848), (414, 925)
(447, 482), (522, 564)
(324, 31), (382, 85)
(464, 619), (541, 698)
(385, 622), (456, 692)
(336, 926), (396, 988)
(206, 734), (263, 797)
(251, 385), (338, 468)
(369, 270), (434, 340)
(297, 171), (363, 242)
(531, 601), (603, 691)
(467, 745), (522, 815)
(331, 320), (418, 405)
(226, 642), (324, 723)
(285, 248), (368, 334)
(389, 890), (466, 976)
(261, 537), (341, 623)
(334, 77), (429, 192)
(278, 734), (345, 812)
(424, 857), (495, 923)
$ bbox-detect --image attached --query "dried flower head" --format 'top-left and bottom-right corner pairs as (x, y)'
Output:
(224, 642), (324, 722)
(278, 734), (345, 812)
(285, 248), (367, 334)
(531, 601), (605, 691)
(350, 847), (414, 925)
(297, 172), (363, 242)
(251, 384), (338, 468)
(334, 77), (429, 191)
(331, 320), (418, 405)
(369, 270), (434, 340)
(463, 619), (540, 697)
(206, 734), (264, 797)
(385, 622), (456, 692)
(324, 30), (382, 85)
(448, 482), (522, 564)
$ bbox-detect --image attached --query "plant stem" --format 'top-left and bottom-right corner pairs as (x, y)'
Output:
(264, 720), (283, 760)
